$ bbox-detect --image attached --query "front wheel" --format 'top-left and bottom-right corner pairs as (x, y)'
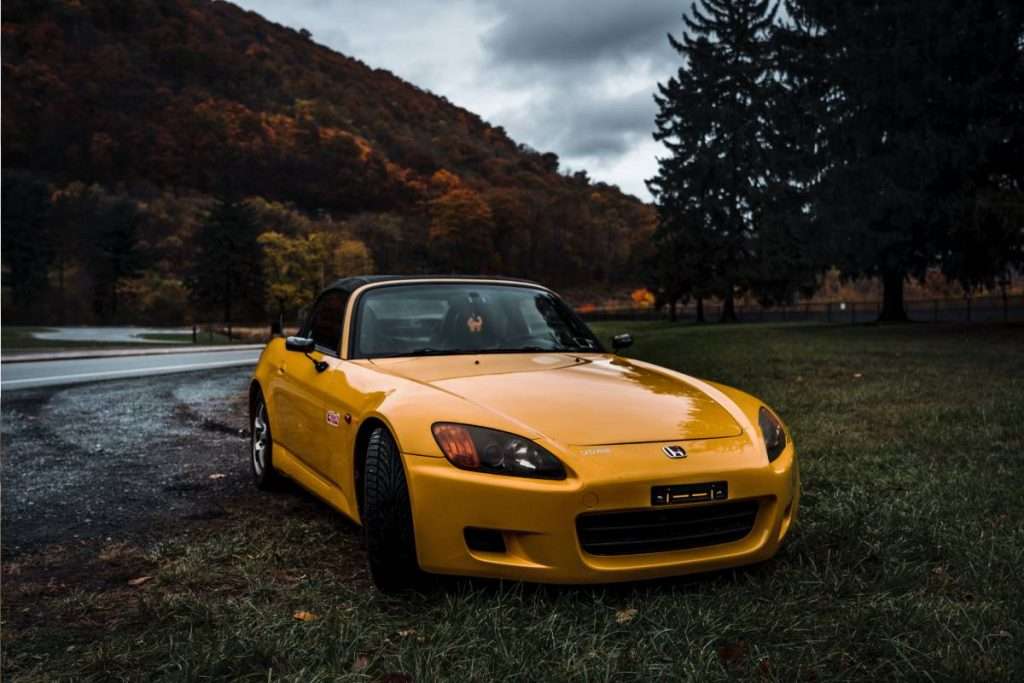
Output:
(250, 391), (281, 490)
(362, 427), (422, 592)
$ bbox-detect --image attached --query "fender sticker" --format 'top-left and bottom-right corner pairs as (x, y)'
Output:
(326, 410), (341, 427)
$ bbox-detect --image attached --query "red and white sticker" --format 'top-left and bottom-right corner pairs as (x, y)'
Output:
(325, 410), (341, 427)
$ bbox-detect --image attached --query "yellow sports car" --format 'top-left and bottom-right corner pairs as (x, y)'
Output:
(249, 276), (799, 591)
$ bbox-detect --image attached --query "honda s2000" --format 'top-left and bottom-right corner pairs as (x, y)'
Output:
(249, 276), (799, 591)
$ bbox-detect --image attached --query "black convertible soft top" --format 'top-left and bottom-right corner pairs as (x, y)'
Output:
(322, 274), (541, 296)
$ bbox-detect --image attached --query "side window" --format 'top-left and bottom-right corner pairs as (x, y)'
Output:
(308, 292), (348, 355)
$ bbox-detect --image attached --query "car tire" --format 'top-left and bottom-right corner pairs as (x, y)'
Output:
(363, 426), (422, 592)
(250, 390), (282, 490)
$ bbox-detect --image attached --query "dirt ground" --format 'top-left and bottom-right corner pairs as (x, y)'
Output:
(1, 368), (256, 556)
(1, 368), (369, 649)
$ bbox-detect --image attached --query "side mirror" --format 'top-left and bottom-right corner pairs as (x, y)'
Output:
(611, 333), (633, 351)
(286, 336), (315, 353)
(285, 336), (328, 372)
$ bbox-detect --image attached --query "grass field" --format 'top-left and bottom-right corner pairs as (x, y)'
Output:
(4, 322), (1023, 681)
(0, 326), (236, 353)
(0, 327), (102, 351)
(137, 331), (234, 345)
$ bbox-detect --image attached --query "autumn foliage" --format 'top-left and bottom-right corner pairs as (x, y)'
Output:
(1, 0), (655, 325)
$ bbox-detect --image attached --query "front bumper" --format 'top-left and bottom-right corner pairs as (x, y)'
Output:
(403, 436), (799, 584)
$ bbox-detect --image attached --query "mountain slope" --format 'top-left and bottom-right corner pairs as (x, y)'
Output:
(2, 0), (655, 325)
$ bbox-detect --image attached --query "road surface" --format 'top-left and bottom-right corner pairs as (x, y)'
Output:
(1, 347), (262, 391)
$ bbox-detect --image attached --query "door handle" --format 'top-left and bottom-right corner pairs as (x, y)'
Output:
(278, 363), (287, 375)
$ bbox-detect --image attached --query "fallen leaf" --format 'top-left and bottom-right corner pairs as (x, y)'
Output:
(397, 628), (417, 637)
(717, 640), (748, 667)
(208, 473), (226, 480)
(293, 610), (319, 622)
(615, 607), (638, 624)
(127, 576), (152, 587)
(853, 373), (863, 378)
(352, 655), (370, 672)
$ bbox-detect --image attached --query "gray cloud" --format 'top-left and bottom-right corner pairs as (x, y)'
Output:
(475, 2), (693, 197)
(563, 91), (658, 156)
(502, 87), (658, 158)
(482, 0), (686, 67)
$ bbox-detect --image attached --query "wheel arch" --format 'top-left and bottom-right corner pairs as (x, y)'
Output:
(353, 416), (390, 521)
(248, 379), (263, 419)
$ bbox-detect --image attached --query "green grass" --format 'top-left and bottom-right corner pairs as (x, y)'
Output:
(4, 322), (1023, 681)
(138, 331), (234, 344)
(0, 326), (102, 351)
(0, 327), (235, 353)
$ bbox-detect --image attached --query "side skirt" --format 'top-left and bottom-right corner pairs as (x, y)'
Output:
(273, 442), (361, 525)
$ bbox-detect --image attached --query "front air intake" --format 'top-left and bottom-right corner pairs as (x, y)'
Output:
(464, 527), (506, 553)
(576, 500), (759, 556)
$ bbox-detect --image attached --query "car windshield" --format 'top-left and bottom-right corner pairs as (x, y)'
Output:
(353, 283), (602, 358)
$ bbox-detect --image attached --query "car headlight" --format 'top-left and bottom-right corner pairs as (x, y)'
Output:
(758, 407), (787, 462)
(431, 423), (566, 480)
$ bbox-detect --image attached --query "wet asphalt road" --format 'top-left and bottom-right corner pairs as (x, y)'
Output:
(1, 367), (254, 557)
(1, 348), (261, 391)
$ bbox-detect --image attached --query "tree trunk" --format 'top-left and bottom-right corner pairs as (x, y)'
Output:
(879, 270), (908, 322)
(224, 276), (233, 338)
(720, 289), (738, 323)
(695, 297), (705, 323)
(56, 253), (65, 325)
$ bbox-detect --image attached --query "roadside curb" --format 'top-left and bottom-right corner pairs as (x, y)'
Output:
(1, 344), (266, 364)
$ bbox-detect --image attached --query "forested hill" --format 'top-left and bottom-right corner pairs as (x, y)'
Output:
(1, 0), (655, 325)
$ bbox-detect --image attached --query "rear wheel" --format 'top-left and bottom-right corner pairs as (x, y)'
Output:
(362, 427), (422, 592)
(250, 391), (281, 490)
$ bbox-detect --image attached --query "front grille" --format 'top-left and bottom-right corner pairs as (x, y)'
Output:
(576, 500), (759, 556)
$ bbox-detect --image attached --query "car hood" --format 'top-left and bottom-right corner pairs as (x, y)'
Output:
(368, 353), (742, 446)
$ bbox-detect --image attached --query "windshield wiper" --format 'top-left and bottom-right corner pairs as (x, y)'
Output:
(406, 347), (464, 356)
(383, 345), (593, 357)
(483, 345), (588, 353)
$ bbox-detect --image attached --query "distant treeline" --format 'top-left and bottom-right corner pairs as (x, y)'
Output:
(648, 0), (1023, 321)
(1, 0), (655, 325)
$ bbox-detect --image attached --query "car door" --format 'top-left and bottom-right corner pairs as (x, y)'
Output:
(272, 291), (348, 481)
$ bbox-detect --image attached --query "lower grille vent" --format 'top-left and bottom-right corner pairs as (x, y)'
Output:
(576, 500), (758, 556)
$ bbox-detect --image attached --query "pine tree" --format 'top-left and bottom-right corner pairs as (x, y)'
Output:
(648, 0), (784, 322)
(187, 199), (264, 332)
(86, 197), (143, 321)
(1, 171), (52, 322)
(782, 0), (1024, 319)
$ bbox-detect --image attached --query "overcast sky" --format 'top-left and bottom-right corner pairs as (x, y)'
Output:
(233, 0), (693, 201)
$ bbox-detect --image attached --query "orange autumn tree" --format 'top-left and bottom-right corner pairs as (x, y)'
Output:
(428, 186), (496, 274)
